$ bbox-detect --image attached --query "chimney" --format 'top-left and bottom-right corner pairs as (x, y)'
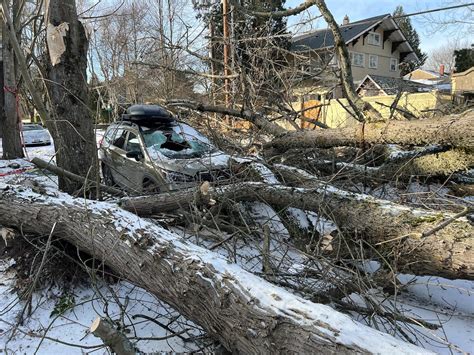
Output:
(343, 15), (349, 25)
(439, 64), (445, 76)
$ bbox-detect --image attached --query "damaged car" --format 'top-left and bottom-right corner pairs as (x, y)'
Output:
(99, 104), (232, 194)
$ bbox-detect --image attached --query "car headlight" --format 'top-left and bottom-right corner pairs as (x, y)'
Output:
(166, 171), (195, 183)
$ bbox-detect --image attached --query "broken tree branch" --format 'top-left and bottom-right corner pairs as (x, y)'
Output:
(31, 158), (125, 197)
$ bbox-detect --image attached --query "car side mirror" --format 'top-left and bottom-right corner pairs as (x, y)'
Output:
(126, 151), (143, 161)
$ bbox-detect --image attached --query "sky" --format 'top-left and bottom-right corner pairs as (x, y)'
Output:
(285, 0), (474, 53)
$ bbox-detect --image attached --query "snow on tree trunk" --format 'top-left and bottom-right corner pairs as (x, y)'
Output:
(121, 176), (474, 280)
(0, 185), (429, 354)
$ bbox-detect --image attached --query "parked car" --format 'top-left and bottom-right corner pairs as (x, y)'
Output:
(22, 124), (52, 146)
(98, 104), (232, 194)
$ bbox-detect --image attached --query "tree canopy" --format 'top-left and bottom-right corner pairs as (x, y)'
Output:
(454, 47), (474, 72)
(393, 5), (427, 74)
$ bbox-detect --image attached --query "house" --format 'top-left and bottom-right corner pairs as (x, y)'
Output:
(356, 74), (431, 97)
(404, 67), (449, 83)
(403, 66), (451, 92)
(291, 13), (418, 99)
(451, 66), (474, 103)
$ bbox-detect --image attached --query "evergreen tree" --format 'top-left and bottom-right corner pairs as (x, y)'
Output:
(393, 5), (427, 74)
(193, 0), (289, 103)
(454, 47), (474, 72)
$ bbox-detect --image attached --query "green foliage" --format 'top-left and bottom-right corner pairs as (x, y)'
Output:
(393, 6), (427, 75)
(50, 293), (76, 318)
(454, 48), (474, 72)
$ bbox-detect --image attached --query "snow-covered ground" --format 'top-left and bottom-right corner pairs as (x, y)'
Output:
(1, 134), (473, 354)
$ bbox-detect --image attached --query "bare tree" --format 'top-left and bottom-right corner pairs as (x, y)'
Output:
(45, 0), (98, 193)
(425, 38), (468, 73)
(1, 0), (23, 159)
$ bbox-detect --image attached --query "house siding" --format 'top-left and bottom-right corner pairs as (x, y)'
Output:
(348, 27), (401, 82)
(287, 92), (451, 129)
(406, 69), (439, 80)
(452, 67), (474, 94)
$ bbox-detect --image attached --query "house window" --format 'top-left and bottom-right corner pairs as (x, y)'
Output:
(350, 52), (364, 67)
(369, 55), (378, 69)
(367, 32), (381, 46)
(390, 58), (398, 71)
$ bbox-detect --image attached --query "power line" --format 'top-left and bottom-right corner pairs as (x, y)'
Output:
(393, 2), (474, 20)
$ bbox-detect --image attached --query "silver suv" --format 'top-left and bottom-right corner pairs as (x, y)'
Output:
(98, 105), (231, 194)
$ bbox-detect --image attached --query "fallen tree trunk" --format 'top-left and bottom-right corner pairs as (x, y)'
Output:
(311, 149), (474, 180)
(273, 165), (474, 280)
(120, 178), (473, 280)
(0, 185), (427, 354)
(266, 113), (474, 152)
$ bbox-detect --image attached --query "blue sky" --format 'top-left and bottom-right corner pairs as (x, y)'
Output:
(285, 0), (474, 53)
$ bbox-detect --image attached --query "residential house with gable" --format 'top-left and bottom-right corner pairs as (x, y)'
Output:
(290, 14), (418, 100)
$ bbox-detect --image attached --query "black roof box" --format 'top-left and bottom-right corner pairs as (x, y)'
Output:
(122, 104), (175, 124)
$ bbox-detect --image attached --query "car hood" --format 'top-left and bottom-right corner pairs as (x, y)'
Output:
(148, 150), (231, 176)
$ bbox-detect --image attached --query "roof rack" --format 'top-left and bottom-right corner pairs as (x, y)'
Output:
(121, 104), (176, 125)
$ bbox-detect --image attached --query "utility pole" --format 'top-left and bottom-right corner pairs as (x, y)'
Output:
(222, 0), (230, 114)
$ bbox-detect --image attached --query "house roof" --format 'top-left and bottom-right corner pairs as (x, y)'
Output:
(452, 66), (474, 78)
(356, 74), (431, 95)
(403, 68), (450, 79)
(291, 14), (417, 61)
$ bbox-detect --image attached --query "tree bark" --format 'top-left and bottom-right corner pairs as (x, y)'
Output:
(0, 186), (428, 354)
(273, 165), (474, 280)
(311, 149), (474, 180)
(1, 0), (23, 159)
(90, 318), (137, 355)
(266, 113), (474, 153)
(120, 177), (474, 280)
(45, 0), (98, 193)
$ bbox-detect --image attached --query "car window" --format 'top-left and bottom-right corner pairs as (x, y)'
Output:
(22, 125), (43, 131)
(142, 124), (214, 159)
(125, 132), (142, 153)
(103, 127), (117, 143)
(112, 129), (127, 149)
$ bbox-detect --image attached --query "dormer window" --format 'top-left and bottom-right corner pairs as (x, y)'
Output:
(367, 32), (381, 46)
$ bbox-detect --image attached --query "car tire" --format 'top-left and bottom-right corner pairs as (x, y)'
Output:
(102, 164), (116, 186)
(143, 178), (160, 194)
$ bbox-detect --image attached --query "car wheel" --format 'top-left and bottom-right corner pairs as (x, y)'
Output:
(143, 178), (160, 194)
(102, 164), (116, 186)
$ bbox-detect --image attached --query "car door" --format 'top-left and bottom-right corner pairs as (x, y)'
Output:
(120, 130), (147, 192)
(107, 128), (129, 188)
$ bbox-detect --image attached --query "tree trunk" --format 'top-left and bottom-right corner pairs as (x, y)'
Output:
(310, 149), (474, 180)
(120, 177), (474, 280)
(313, 0), (380, 122)
(273, 165), (474, 280)
(266, 113), (474, 153)
(0, 186), (428, 354)
(45, 0), (97, 193)
(1, 0), (23, 159)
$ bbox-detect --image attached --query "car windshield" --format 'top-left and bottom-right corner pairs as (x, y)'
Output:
(22, 125), (44, 131)
(142, 124), (214, 159)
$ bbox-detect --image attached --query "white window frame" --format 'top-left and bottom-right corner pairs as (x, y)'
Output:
(367, 32), (381, 46)
(390, 58), (398, 71)
(350, 52), (365, 67)
(369, 55), (378, 69)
